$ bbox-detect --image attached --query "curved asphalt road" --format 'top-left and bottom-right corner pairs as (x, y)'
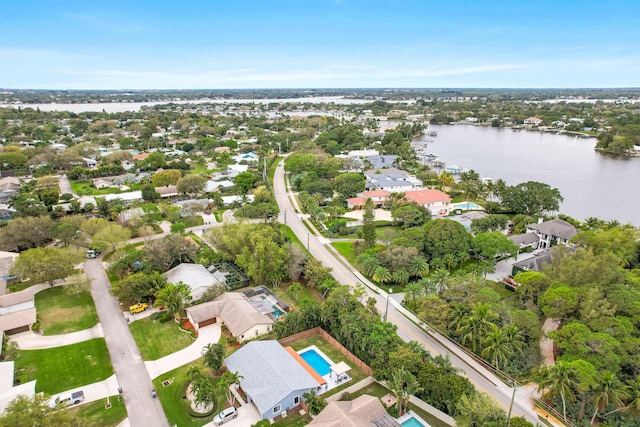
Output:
(85, 257), (170, 427)
(273, 162), (541, 425)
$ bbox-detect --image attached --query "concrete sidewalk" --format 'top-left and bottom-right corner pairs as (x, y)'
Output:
(10, 324), (104, 350)
(145, 324), (221, 380)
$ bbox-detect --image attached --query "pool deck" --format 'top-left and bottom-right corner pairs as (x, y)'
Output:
(296, 345), (352, 394)
(397, 410), (431, 427)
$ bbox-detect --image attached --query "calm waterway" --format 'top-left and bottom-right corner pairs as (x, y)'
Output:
(418, 124), (640, 225)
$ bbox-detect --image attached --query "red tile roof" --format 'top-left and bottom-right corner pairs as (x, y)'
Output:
(361, 190), (391, 198)
(404, 189), (451, 205)
(346, 197), (366, 206)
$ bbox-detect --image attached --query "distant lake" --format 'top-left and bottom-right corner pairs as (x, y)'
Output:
(417, 124), (640, 225)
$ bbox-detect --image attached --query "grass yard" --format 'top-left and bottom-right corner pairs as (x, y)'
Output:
(331, 242), (386, 267)
(182, 215), (204, 228)
(272, 282), (323, 309)
(70, 181), (121, 196)
(153, 359), (228, 427)
(129, 317), (194, 360)
(14, 338), (113, 395)
(287, 334), (369, 398)
(273, 413), (312, 426)
(35, 287), (99, 335)
(407, 403), (454, 427)
(71, 395), (127, 427)
(284, 226), (307, 254)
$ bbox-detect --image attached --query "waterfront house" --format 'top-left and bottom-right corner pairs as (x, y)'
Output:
(525, 219), (577, 249)
(403, 189), (452, 216)
(524, 117), (543, 126)
(364, 168), (420, 193)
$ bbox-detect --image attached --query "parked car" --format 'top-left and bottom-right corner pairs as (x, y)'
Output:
(503, 277), (520, 291)
(213, 407), (237, 425)
(129, 302), (148, 314)
(49, 390), (84, 408)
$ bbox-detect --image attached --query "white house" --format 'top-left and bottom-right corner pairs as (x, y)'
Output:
(165, 263), (226, 301)
(523, 117), (543, 126)
(231, 152), (259, 163)
(525, 219), (577, 249)
(403, 189), (452, 216)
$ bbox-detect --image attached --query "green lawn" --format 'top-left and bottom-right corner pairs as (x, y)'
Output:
(331, 242), (386, 267)
(71, 395), (127, 427)
(14, 338), (113, 394)
(284, 226), (308, 254)
(182, 215), (204, 228)
(288, 334), (369, 398)
(273, 413), (312, 426)
(35, 287), (99, 335)
(129, 317), (194, 361)
(153, 359), (227, 427)
(70, 181), (121, 196)
(272, 282), (323, 309)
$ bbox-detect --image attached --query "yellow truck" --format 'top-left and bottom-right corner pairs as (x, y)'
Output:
(129, 302), (148, 314)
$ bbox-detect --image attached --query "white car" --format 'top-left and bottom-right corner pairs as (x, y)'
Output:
(213, 406), (237, 425)
(49, 390), (84, 408)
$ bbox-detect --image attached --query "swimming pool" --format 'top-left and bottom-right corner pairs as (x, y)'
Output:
(401, 416), (426, 427)
(299, 349), (332, 376)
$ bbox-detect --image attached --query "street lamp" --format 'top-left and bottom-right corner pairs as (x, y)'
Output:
(307, 233), (310, 251)
(506, 380), (519, 427)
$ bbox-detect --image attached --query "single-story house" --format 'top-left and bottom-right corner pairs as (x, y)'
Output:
(0, 288), (36, 335)
(525, 219), (577, 249)
(0, 361), (36, 413)
(165, 263), (226, 301)
(227, 164), (249, 177)
(404, 189), (452, 216)
(231, 152), (259, 163)
(221, 195), (254, 206)
(0, 177), (20, 204)
(224, 341), (322, 420)
(93, 178), (113, 189)
(346, 190), (391, 210)
(524, 117), (543, 126)
(83, 158), (98, 168)
(185, 292), (274, 340)
(156, 185), (178, 198)
(309, 394), (401, 426)
(205, 180), (234, 193)
(214, 146), (230, 153)
(364, 155), (398, 170)
(103, 191), (142, 203)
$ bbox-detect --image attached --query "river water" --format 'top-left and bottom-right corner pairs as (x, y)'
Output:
(417, 124), (640, 225)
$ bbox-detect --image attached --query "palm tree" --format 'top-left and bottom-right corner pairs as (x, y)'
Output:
(201, 343), (226, 374)
(431, 268), (450, 293)
(403, 282), (423, 311)
(591, 372), (625, 425)
(302, 389), (326, 415)
(392, 269), (410, 286)
(481, 326), (510, 369)
(373, 266), (392, 285)
(408, 256), (429, 278)
(458, 303), (498, 353)
(503, 325), (524, 355)
(219, 371), (244, 407)
(388, 367), (423, 416)
(418, 277), (437, 295)
(620, 377), (640, 416)
(536, 361), (578, 421)
(432, 354), (461, 374)
(154, 281), (190, 320)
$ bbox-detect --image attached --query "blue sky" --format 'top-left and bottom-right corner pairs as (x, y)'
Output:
(1, 0), (639, 89)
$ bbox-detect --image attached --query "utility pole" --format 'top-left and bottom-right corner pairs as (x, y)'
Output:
(383, 293), (390, 322)
(506, 380), (519, 427)
(307, 233), (310, 252)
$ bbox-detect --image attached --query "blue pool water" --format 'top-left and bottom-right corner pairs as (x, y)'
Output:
(271, 306), (284, 317)
(401, 417), (426, 427)
(299, 349), (332, 376)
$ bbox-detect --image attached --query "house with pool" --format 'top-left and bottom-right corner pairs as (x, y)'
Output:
(224, 340), (352, 421)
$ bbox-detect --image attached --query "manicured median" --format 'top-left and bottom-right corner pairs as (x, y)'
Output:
(15, 338), (113, 395)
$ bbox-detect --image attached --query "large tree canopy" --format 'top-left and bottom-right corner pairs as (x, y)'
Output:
(500, 181), (563, 216)
(423, 219), (472, 268)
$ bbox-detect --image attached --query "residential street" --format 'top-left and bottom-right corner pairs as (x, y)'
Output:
(84, 257), (170, 427)
(273, 162), (542, 425)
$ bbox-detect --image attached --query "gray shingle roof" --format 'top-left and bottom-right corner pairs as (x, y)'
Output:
(527, 219), (577, 240)
(224, 341), (319, 416)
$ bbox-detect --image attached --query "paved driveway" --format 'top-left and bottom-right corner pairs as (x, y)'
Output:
(203, 403), (261, 427)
